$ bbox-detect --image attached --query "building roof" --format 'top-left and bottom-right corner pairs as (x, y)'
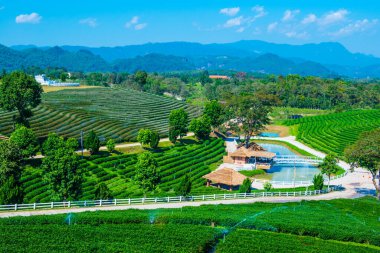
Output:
(230, 145), (276, 159)
(202, 168), (247, 186)
(209, 75), (229, 80)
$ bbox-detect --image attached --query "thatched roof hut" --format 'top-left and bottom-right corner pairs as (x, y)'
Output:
(203, 168), (247, 186)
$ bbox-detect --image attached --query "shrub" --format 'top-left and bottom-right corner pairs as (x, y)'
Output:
(312, 173), (324, 190)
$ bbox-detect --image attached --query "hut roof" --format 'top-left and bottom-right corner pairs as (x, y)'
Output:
(230, 146), (276, 159)
(202, 168), (247, 186)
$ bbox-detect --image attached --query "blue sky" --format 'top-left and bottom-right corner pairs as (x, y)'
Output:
(1, 0), (380, 56)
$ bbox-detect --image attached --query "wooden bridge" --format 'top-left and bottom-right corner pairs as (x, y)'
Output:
(273, 155), (323, 165)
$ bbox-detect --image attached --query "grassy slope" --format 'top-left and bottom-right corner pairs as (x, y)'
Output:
(0, 87), (199, 142)
(1, 198), (379, 252)
(283, 109), (380, 156)
(21, 138), (228, 203)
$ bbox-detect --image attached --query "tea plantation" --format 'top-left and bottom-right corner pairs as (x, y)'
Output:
(0, 87), (199, 142)
(1, 197), (379, 252)
(284, 109), (380, 156)
(21, 138), (226, 203)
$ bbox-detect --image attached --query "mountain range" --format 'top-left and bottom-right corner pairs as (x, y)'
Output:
(3, 40), (380, 78)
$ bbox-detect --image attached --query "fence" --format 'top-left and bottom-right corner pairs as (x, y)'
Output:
(0, 187), (340, 212)
(253, 171), (349, 187)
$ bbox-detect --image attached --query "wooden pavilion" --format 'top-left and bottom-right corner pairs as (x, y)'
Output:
(203, 168), (247, 191)
(224, 142), (276, 169)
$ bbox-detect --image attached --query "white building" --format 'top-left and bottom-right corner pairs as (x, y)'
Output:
(34, 74), (80, 87)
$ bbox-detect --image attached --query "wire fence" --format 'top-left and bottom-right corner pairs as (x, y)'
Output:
(0, 186), (341, 212)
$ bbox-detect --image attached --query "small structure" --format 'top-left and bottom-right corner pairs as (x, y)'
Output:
(35, 74), (80, 87)
(203, 168), (247, 191)
(223, 142), (276, 170)
(209, 75), (229, 80)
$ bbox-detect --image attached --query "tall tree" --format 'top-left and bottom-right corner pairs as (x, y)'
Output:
(42, 137), (82, 200)
(175, 174), (192, 196)
(169, 108), (188, 143)
(0, 141), (23, 204)
(134, 152), (160, 192)
(345, 129), (380, 200)
(319, 154), (339, 191)
(149, 131), (160, 149)
(230, 97), (271, 148)
(189, 116), (211, 141)
(84, 130), (100, 155)
(204, 100), (224, 130)
(137, 128), (152, 146)
(9, 125), (39, 158)
(42, 133), (64, 156)
(0, 71), (43, 125)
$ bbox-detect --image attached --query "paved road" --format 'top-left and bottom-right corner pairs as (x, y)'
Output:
(0, 190), (364, 218)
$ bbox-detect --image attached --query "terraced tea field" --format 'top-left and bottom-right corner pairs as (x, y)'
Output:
(284, 109), (380, 156)
(21, 138), (226, 203)
(1, 198), (379, 252)
(0, 87), (199, 142)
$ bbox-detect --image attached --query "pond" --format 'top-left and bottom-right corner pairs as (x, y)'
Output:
(259, 132), (280, 137)
(259, 143), (320, 182)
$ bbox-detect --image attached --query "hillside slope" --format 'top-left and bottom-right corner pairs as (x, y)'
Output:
(0, 87), (199, 141)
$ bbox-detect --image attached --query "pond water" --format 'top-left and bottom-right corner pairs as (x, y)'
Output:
(259, 143), (320, 182)
(259, 132), (280, 137)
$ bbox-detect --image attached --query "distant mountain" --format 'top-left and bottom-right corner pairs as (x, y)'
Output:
(1, 46), (109, 72)
(224, 40), (380, 67)
(113, 53), (195, 72)
(3, 40), (380, 77)
(56, 40), (380, 69)
(61, 42), (257, 62)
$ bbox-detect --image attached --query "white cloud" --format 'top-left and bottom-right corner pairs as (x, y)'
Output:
(252, 5), (267, 19)
(224, 16), (243, 28)
(125, 16), (147, 30)
(236, 27), (245, 33)
(125, 16), (139, 28)
(220, 7), (240, 16)
(135, 23), (147, 30)
(0, 6), (4, 11)
(319, 9), (348, 26)
(302, 14), (317, 25)
(267, 22), (278, 32)
(79, 18), (97, 28)
(331, 19), (378, 37)
(285, 31), (308, 39)
(282, 9), (300, 22)
(15, 13), (41, 24)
